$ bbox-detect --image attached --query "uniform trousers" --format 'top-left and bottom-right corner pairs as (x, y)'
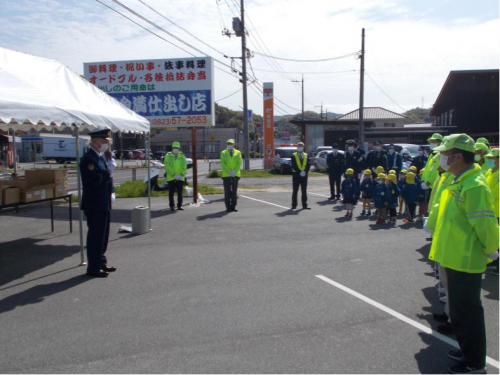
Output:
(222, 176), (239, 210)
(292, 174), (308, 208)
(86, 210), (111, 273)
(445, 268), (486, 368)
(168, 180), (184, 208)
(328, 173), (342, 198)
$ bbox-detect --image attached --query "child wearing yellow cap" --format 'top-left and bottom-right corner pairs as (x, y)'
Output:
(341, 168), (359, 218)
(386, 173), (401, 224)
(359, 169), (375, 216)
(401, 172), (419, 222)
(374, 173), (388, 224)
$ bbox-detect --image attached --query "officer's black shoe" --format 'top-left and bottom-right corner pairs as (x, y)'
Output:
(170, 206), (176, 211)
(447, 364), (486, 374)
(291, 206), (297, 210)
(177, 206), (184, 211)
(101, 265), (117, 272)
(226, 208), (231, 212)
(432, 312), (449, 322)
(328, 196), (334, 200)
(231, 208), (238, 212)
(303, 206), (311, 210)
(437, 322), (454, 335)
(87, 270), (109, 278)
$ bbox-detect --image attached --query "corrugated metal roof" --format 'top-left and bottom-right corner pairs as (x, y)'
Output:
(337, 107), (407, 120)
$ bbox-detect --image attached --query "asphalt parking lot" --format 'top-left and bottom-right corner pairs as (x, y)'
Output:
(0, 186), (498, 373)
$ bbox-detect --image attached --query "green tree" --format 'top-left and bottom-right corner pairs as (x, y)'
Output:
(403, 107), (433, 124)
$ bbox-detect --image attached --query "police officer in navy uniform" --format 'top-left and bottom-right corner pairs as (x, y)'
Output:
(79, 129), (116, 278)
(326, 143), (345, 200)
(366, 140), (388, 177)
(344, 139), (363, 196)
(410, 145), (428, 174)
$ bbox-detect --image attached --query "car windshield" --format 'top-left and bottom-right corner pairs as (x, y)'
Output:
(401, 145), (420, 157)
(277, 149), (297, 158)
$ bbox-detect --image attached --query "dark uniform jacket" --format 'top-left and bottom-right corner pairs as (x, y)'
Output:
(79, 148), (112, 214)
(366, 149), (388, 171)
(344, 150), (363, 174)
(326, 151), (345, 175)
(410, 154), (428, 174)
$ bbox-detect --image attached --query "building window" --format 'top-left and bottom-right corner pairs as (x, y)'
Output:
(383, 123), (396, 128)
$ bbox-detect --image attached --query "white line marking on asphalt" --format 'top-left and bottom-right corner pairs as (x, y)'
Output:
(315, 275), (500, 369)
(239, 195), (289, 210)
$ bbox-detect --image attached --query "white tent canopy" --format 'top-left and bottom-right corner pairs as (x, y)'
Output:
(0, 47), (150, 133)
(0, 47), (152, 265)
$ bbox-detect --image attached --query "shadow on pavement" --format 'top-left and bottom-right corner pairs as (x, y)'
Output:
(275, 209), (300, 217)
(0, 274), (89, 314)
(0, 238), (80, 287)
(414, 331), (454, 374)
(482, 272), (499, 301)
(196, 211), (230, 221)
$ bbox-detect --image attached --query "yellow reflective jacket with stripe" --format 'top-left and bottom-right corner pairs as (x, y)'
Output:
(485, 168), (499, 218)
(428, 164), (499, 273)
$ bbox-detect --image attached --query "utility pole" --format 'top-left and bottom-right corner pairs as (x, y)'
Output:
(315, 102), (324, 120)
(358, 28), (365, 145)
(240, 0), (250, 170)
(291, 75), (305, 142)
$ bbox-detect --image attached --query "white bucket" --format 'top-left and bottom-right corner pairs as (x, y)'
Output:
(185, 187), (193, 197)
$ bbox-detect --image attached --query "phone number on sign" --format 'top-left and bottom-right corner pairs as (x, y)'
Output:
(151, 116), (209, 126)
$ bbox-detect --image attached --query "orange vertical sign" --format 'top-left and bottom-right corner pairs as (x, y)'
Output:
(263, 82), (274, 168)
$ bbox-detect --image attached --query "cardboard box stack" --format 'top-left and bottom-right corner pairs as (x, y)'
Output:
(0, 169), (67, 205)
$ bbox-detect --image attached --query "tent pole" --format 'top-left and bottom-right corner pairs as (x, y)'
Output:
(74, 127), (86, 266)
(11, 128), (17, 175)
(146, 131), (151, 230)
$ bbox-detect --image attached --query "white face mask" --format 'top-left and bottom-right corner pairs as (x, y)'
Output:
(486, 159), (495, 169)
(418, 150), (424, 155)
(474, 154), (481, 162)
(173, 148), (179, 154)
(439, 153), (457, 172)
(227, 145), (234, 150)
(429, 143), (438, 150)
(348, 146), (354, 151)
(297, 147), (304, 152)
(332, 149), (338, 153)
(389, 149), (395, 154)
(374, 146), (381, 151)
(99, 143), (108, 153)
(376, 179), (383, 184)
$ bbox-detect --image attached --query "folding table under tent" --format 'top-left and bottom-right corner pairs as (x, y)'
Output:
(0, 47), (151, 264)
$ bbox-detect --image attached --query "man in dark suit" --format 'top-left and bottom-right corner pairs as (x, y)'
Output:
(291, 142), (311, 210)
(79, 129), (116, 278)
(326, 143), (344, 200)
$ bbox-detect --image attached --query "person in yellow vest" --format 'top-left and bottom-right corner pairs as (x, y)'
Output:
(474, 142), (490, 175)
(426, 134), (499, 374)
(220, 139), (242, 212)
(164, 141), (187, 211)
(484, 148), (499, 276)
(291, 142), (311, 210)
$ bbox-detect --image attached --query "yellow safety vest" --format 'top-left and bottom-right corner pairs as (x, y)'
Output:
(220, 149), (242, 177)
(293, 152), (308, 171)
(485, 168), (499, 218)
(428, 165), (499, 273)
(164, 152), (187, 182)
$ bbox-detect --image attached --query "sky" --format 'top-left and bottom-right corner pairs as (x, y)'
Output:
(1, 0), (498, 118)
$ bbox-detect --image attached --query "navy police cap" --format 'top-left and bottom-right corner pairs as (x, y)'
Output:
(89, 129), (112, 139)
(332, 143), (339, 147)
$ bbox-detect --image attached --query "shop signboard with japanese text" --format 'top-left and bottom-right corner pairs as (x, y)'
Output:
(263, 82), (274, 168)
(84, 57), (214, 128)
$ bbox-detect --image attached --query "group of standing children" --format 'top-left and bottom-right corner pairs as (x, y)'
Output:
(340, 165), (429, 224)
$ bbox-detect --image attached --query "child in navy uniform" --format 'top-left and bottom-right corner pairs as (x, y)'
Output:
(398, 170), (407, 215)
(374, 173), (388, 224)
(401, 172), (419, 222)
(359, 169), (374, 216)
(386, 174), (401, 224)
(341, 168), (359, 218)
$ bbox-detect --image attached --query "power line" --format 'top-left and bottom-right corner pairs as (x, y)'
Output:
(365, 71), (406, 113)
(253, 68), (358, 75)
(216, 88), (242, 102)
(253, 51), (360, 62)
